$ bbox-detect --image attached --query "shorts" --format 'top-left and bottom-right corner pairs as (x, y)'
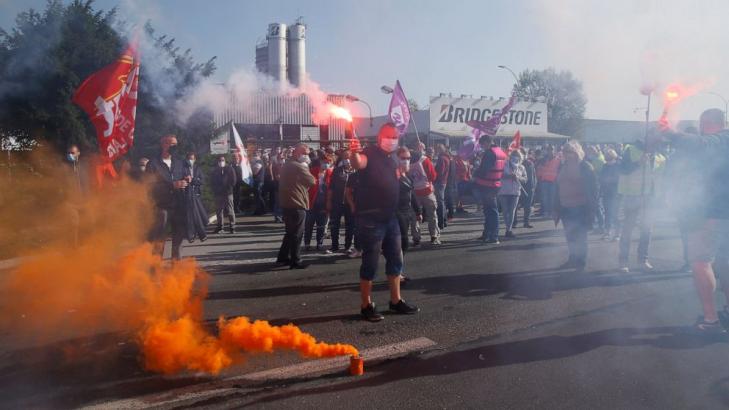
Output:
(357, 215), (403, 281)
(688, 218), (729, 263)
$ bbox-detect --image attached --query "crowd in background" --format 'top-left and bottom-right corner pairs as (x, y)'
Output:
(60, 109), (729, 328)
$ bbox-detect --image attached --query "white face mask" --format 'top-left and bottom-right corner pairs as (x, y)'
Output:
(298, 155), (311, 164)
(379, 138), (399, 153)
(218, 161), (226, 168)
(399, 159), (411, 172)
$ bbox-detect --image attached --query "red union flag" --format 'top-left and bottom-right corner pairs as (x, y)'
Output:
(73, 41), (140, 161)
(508, 130), (521, 152)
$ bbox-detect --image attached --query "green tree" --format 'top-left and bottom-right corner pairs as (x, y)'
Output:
(513, 68), (587, 137)
(0, 0), (217, 157)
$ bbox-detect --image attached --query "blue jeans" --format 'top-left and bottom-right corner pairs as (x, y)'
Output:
(476, 186), (500, 240)
(304, 207), (329, 247)
(357, 215), (403, 281)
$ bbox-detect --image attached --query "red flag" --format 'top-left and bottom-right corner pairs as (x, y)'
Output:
(73, 41), (140, 162)
(508, 130), (521, 152)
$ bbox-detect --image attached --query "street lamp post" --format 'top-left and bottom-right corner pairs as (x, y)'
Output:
(497, 65), (519, 84)
(707, 91), (729, 128)
(380, 85), (421, 145)
(344, 95), (373, 127)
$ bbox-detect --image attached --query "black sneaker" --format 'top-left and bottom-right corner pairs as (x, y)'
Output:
(389, 299), (419, 315)
(361, 303), (384, 322)
(290, 263), (309, 270)
(718, 307), (729, 330)
(228, 228), (235, 234)
(484, 238), (499, 244)
(214, 227), (223, 234)
(694, 317), (726, 335)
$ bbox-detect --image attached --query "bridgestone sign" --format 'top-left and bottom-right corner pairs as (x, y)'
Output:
(429, 96), (548, 137)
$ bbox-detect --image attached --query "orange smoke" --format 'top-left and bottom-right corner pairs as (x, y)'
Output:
(0, 148), (357, 375)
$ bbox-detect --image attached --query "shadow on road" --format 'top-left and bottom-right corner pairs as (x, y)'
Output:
(206, 269), (689, 302)
(0, 332), (212, 409)
(243, 325), (727, 406)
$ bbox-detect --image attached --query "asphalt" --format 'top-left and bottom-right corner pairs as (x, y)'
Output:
(1, 206), (728, 409)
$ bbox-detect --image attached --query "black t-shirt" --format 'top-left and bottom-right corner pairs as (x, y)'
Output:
(355, 146), (399, 221)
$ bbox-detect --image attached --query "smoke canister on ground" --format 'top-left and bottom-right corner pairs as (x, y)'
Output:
(349, 355), (364, 376)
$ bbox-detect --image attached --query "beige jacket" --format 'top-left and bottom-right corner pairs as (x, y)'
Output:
(279, 160), (316, 210)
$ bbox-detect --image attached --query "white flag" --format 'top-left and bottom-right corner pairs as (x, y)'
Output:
(232, 123), (253, 186)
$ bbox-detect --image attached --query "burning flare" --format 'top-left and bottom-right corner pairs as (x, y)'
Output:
(330, 105), (353, 122)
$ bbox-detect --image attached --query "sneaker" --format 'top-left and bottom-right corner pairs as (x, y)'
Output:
(619, 265), (630, 273)
(694, 317), (726, 335)
(679, 263), (692, 273)
(214, 227), (223, 234)
(558, 260), (576, 270)
(304, 245), (311, 252)
(389, 299), (419, 315)
(523, 224), (534, 229)
(361, 303), (384, 322)
(348, 249), (362, 258)
(430, 238), (442, 245)
(228, 228), (235, 234)
(412, 239), (421, 247)
(484, 238), (499, 244)
(505, 231), (515, 238)
(641, 261), (654, 272)
(718, 307), (729, 330)
(290, 263), (309, 270)
(324, 249), (333, 254)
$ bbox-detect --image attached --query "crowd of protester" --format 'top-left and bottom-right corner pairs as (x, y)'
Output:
(63, 108), (729, 330)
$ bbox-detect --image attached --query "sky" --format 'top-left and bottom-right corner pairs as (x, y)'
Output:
(2, 0), (728, 121)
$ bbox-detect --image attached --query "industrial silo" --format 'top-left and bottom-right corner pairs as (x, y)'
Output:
(267, 23), (287, 86)
(287, 21), (306, 88)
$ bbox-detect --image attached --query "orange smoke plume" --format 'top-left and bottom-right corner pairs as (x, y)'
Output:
(1, 148), (357, 376)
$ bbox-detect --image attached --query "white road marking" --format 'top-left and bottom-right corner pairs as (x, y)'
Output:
(82, 337), (437, 410)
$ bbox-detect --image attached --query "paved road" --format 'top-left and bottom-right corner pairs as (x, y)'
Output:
(2, 207), (727, 409)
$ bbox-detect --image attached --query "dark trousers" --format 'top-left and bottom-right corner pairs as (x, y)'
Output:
(233, 182), (243, 213)
(476, 186), (499, 240)
(304, 207), (328, 247)
(330, 202), (354, 250)
(278, 208), (306, 265)
(562, 205), (589, 266)
(150, 208), (185, 260)
(434, 183), (447, 229)
(253, 182), (266, 215)
(540, 181), (556, 216)
(445, 183), (455, 219)
(396, 210), (416, 253)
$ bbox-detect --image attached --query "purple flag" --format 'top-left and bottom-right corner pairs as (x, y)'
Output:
(466, 94), (517, 136)
(388, 80), (411, 135)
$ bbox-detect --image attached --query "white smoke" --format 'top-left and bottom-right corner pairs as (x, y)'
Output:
(532, 0), (729, 120)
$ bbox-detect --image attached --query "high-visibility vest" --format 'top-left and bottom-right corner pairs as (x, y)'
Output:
(474, 147), (507, 188)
